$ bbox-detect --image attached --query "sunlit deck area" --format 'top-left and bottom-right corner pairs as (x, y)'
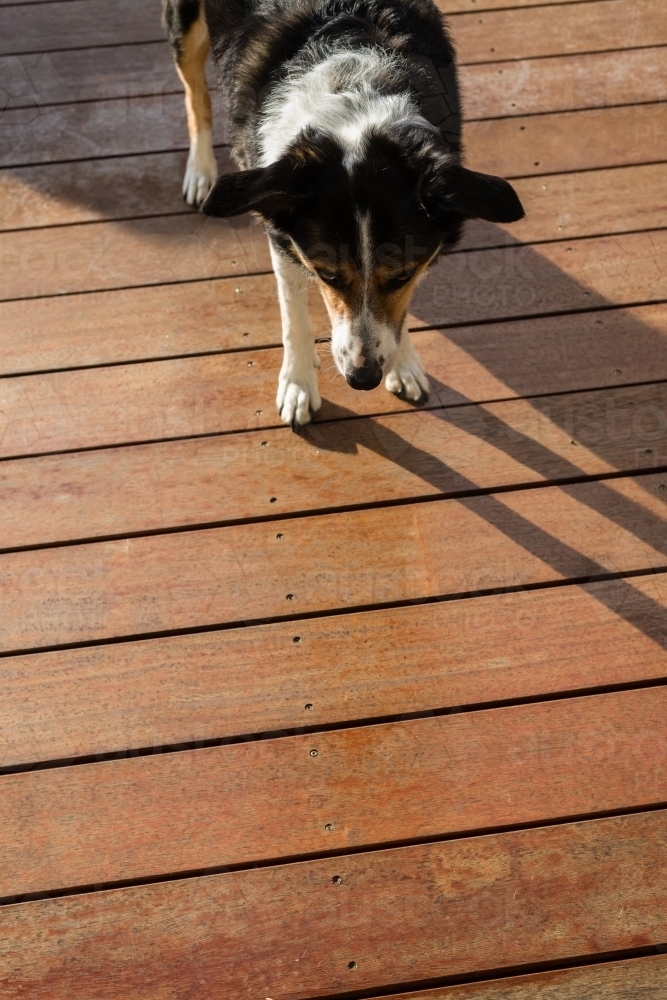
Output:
(1, 0), (667, 996)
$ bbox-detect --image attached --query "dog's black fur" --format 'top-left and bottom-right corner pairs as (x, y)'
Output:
(163, 0), (525, 423)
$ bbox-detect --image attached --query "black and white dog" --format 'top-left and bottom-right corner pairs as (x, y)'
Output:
(163, 0), (524, 427)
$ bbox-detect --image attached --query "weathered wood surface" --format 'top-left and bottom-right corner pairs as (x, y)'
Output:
(2, 381), (666, 550)
(2, 232), (667, 457)
(5, 41), (663, 118)
(5, 687), (667, 898)
(0, 0), (162, 55)
(2, 94), (661, 173)
(2, 0), (666, 994)
(4, 156), (665, 256)
(449, 0), (667, 63)
(4, 0), (660, 61)
(0, 41), (179, 110)
(2, 209), (665, 312)
(2, 283), (666, 382)
(376, 956), (667, 1000)
(1, 812), (665, 998)
(2, 574), (666, 769)
(462, 47), (667, 119)
(2, 473), (666, 652)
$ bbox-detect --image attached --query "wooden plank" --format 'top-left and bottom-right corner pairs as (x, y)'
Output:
(2, 272), (666, 390)
(0, 0), (161, 56)
(462, 47), (667, 120)
(0, 84), (662, 170)
(2, 236), (666, 456)
(465, 103), (667, 179)
(5, 41), (663, 119)
(2, 200), (666, 307)
(451, 0), (667, 64)
(441, 0), (599, 10)
(0, 42), (179, 110)
(375, 956), (667, 999)
(3, 380), (666, 551)
(0, 213), (272, 301)
(0, 812), (665, 998)
(4, 687), (667, 898)
(4, 154), (665, 257)
(0, 273), (285, 374)
(2, 473), (667, 652)
(0, 93), (194, 168)
(2, 0), (641, 60)
(2, 572), (667, 769)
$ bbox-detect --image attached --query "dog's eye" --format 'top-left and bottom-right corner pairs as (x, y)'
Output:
(316, 270), (345, 288)
(381, 271), (416, 292)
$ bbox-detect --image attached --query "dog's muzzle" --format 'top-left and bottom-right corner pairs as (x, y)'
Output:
(346, 362), (383, 391)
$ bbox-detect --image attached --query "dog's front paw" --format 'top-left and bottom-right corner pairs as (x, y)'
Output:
(385, 338), (430, 403)
(183, 133), (218, 207)
(276, 365), (322, 429)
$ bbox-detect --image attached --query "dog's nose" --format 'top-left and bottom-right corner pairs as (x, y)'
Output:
(346, 363), (383, 391)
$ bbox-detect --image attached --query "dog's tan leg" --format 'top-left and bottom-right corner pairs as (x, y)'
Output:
(170, 4), (218, 206)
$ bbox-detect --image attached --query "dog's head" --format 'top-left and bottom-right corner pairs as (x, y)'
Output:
(203, 128), (524, 389)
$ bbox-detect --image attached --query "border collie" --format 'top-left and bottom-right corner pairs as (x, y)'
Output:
(162, 0), (524, 428)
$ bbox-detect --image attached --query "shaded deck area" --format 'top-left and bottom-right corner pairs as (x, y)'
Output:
(1, 0), (667, 995)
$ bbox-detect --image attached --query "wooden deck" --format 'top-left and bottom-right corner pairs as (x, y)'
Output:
(2, 0), (667, 995)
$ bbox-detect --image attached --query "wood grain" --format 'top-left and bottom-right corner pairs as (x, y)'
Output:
(1, 88), (662, 170)
(377, 956), (667, 999)
(2, 194), (666, 305)
(0, 212), (272, 300)
(0, 42), (179, 110)
(4, 151), (665, 256)
(0, 812), (665, 998)
(0, 0), (162, 56)
(465, 102), (667, 179)
(4, 40), (663, 118)
(462, 46), (667, 120)
(2, 235), (666, 458)
(2, 380), (666, 550)
(2, 572), (667, 768)
(5, 687), (667, 898)
(2, 473), (667, 651)
(2, 276), (666, 389)
(450, 0), (667, 64)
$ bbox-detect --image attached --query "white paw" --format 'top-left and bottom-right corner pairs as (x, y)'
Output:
(385, 341), (429, 402)
(276, 365), (322, 428)
(183, 131), (218, 207)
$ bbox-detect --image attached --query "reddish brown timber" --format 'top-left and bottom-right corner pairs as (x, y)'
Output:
(447, 0), (667, 64)
(1, 381), (666, 550)
(374, 955), (667, 999)
(1, 276), (666, 385)
(2, 573), (667, 768)
(0, 0), (162, 56)
(4, 41), (662, 118)
(0, 812), (665, 998)
(1, 93), (661, 175)
(1, 473), (667, 651)
(2, 236), (667, 457)
(1, 219), (665, 328)
(462, 48), (667, 120)
(4, 154), (665, 258)
(4, 687), (667, 898)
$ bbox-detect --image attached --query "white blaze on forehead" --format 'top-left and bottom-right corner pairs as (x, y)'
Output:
(357, 210), (373, 284)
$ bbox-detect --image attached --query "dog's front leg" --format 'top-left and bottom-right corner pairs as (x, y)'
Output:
(385, 325), (430, 403)
(271, 241), (322, 428)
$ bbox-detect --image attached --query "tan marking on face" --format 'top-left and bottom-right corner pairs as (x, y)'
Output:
(292, 240), (437, 361)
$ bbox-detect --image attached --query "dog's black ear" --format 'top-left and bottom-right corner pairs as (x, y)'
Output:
(425, 164), (525, 224)
(202, 161), (312, 222)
